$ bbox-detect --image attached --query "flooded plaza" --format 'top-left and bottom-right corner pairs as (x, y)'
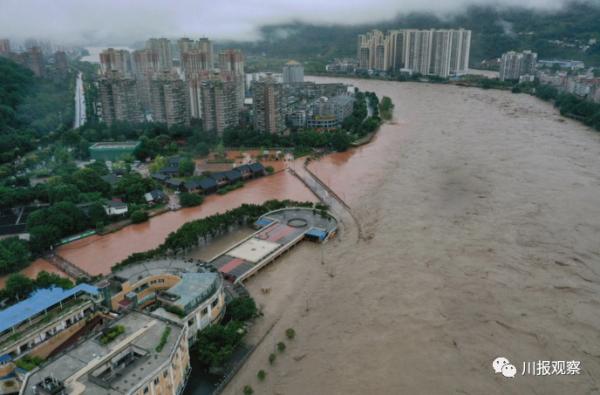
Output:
(223, 77), (600, 395)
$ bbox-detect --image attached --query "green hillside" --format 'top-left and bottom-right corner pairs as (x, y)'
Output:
(219, 1), (600, 68)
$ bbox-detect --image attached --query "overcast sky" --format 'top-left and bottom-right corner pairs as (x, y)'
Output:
(0, 0), (581, 46)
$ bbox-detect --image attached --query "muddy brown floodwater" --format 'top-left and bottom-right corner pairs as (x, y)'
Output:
(0, 258), (71, 288)
(223, 77), (600, 395)
(56, 171), (317, 276)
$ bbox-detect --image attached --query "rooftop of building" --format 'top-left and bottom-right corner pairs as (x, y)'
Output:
(328, 95), (355, 105)
(0, 284), (99, 334)
(285, 60), (301, 66)
(212, 207), (338, 282)
(23, 311), (184, 395)
(111, 259), (212, 285)
(89, 141), (140, 150)
(159, 272), (221, 313)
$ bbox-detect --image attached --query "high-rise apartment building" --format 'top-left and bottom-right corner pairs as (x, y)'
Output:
(150, 71), (190, 127)
(99, 71), (144, 125)
(181, 50), (212, 78)
(283, 60), (304, 84)
(54, 50), (68, 77)
(219, 49), (245, 108)
(26, 46), (45, 77)
(499, 50), (538, 81)
(357, 28), (471, 77)
(200, 74), (240, 135)
(100, 48), (132, 76)
(0, 39), (10, 54)
(132, 49), (160, 76)
(197, 38), (213, 68)
(146, 38), (172, 70)
(253, 75), (285, 134)
(219, 49), (244, 75)
(177, 37), (197, 59)
(187, 70), (212, 119)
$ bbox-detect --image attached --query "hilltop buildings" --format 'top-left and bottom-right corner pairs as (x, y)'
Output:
(499, 50), (538, 81)
(356, 28), (471, 77)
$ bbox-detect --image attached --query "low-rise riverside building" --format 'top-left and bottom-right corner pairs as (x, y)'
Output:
(0, 284), (102, 361)
(22, 311), (190, 395)
(109, 259), (225, 343)
(211, 207), (338, 283)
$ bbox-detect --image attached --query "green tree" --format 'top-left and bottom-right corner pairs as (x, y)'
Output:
(48, 183), (80, 203)
(70, 168), (111, 195)
(0, 237), (31, 275)
(29, 224), (61, 253)
(330, 131), (351, 152)
(5, 273), (35, 300)
(179, 192), (204, 207)
(149, 155), (168, 173)
(178, 158), (196, 177)
(88, 202), (108, 225)
(114, 173), (156, 203)
(195, 321), (245, 369)
(35, 271), (74, 289)
(131, 210), (149, 223)
(226, 296), (257, 322)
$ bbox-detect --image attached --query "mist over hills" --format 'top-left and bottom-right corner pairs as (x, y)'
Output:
(220, 1), (600, 66)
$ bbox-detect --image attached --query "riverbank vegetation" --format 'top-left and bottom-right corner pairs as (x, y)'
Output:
(179, 192), (204, 207)
(0, 271), (74, 303)
(379, 96), (394, 120)
(223, 90), (387, 153)
(193, 295), (258, 374)
(0, 238), (31, 275)
(113, 200), (315, 270)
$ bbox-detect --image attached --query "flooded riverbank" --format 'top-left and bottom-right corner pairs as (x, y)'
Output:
(0, 258), (71, 288)
(224, 77), (600, 394)
(57, 171), (317, 276)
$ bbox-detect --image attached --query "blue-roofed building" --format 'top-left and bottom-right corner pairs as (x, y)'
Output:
(0, 284), (102, 361)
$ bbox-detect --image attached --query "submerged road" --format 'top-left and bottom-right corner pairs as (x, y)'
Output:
(74, 72), (86, 128)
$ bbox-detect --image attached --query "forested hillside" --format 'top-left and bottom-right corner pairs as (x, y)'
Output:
(0, 57), (73, 164)
(220, 1), (600, 67)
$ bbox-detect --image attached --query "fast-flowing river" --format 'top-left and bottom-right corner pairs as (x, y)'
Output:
(221, 76), (600, 395)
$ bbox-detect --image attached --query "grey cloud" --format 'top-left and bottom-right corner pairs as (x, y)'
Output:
(0, 0), (580, 46)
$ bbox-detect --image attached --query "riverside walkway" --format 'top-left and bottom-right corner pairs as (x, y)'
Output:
(290, 161), (365, 242)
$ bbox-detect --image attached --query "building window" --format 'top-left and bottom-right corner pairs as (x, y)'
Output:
(163, 370), (169, 378)
(201, 307), (208, 316)
(188, 319), (194, 327)
(154, 377), (160, 385)
(143, 387), (149, 394)
(211, 299), (218, 308)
